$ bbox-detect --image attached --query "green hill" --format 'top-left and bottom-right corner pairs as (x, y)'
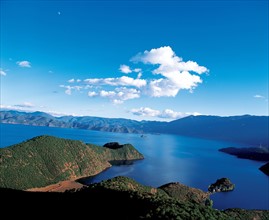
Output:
(0, 135), (143, 190)
(1, 176), (268, 220)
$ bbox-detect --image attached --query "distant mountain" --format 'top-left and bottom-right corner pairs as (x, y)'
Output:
(160, 115), (269, 147)
(0, 110), (268, 147)
(0, 135), (143, 190)
(0, 110), (147, 133)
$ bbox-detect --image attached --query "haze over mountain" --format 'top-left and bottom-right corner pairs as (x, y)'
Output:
(1, 110), (268, 147)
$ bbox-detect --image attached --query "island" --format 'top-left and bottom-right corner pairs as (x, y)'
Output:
(208, 178), (235, 193)
(0, 135), (143, 190)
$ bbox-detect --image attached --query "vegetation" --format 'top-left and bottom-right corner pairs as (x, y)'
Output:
(219, 147), (269, 161)
(0, 135), (143, 190)
(159, 182), (211, 206)
(208, 178), (235, 193)
(1, 176), (268, 219)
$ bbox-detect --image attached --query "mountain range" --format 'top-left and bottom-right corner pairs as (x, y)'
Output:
(1, 110), (268, 147)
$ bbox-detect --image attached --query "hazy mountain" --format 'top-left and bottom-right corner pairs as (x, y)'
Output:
(0, 110), (268, 147)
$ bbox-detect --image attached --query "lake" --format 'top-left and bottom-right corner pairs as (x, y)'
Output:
(1, 123), (268, 210)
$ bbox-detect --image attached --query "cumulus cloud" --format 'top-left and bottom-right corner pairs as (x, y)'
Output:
(14, 102), (35, 108)
(84, 76), (146, 88)
(130, 107), (201, 120)
(61, 46), (208, 103)
(0, 69), (6, 76)
(16, 60), (31, 68)
(131, 46), (208, 97)
(119, 64), (132, 74)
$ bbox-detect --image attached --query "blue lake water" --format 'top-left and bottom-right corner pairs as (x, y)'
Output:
(1, 123), (268, 210)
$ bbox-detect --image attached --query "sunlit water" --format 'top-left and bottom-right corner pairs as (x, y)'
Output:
(1, 123), (268, 210)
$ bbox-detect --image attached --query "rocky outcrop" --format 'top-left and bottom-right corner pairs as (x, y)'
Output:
(208, 178), (235, 193)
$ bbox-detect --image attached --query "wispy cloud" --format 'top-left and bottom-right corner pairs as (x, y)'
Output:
(1, 102), (35, 111)
(16, 60), (31, 68)
(130, 107), (201, 120)
(0, 68), (7, 76)
(254, 94), (265, 99)
(68, 78), (75, 83)
(14, 102), (35, 108)
(59, 85), (83, 95)
(84, 76), (146, 88)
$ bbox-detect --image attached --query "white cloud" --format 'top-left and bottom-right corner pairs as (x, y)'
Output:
(62, 46), (208, 102)
(131, 107), (160, 117)
(119, 64), (132, 74)
(89, 87), (140, 104)
(159, 109), (185, 119)
(137, 72), (142, 79)
(84, 76), (146, 88)
(254, 95), (265, 99)
(131, 46), (208, 97)
(14, 102), (35, 108)
(60, 85), (82, 95)
(68, 78), (75, 83)
(16, 60), (31, 68)
(130, 107), (201, 120)
(88, 91), (98, 97)
(134, 68), (142, 73)
(0, 69), (6, 76)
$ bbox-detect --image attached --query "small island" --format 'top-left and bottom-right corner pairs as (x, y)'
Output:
(208, 178), (235, 193)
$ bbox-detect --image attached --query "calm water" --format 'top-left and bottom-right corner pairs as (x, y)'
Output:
(1, 123), (268, 210)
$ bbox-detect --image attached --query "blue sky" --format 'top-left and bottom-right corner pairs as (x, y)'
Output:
(0, 0), (268, 121)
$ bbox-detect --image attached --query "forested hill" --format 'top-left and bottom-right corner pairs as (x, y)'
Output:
(0, 135), (143, 190)
(1, 110), (268, 147)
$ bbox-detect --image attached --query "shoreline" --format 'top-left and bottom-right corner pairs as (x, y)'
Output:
(26, 180), (85, 192)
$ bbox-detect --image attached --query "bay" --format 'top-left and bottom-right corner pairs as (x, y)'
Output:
(1, 123), (268, 210)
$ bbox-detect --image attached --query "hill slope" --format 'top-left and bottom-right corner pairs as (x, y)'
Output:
(0, 135), (143, 190)
(1, 110), (268, 146)
(1, 176), (268, 219)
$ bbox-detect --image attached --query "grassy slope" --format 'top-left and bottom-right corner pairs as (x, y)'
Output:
(0, 135), (143, 190)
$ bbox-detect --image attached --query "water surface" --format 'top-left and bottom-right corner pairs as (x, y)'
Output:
(1, 123), (268, 210)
